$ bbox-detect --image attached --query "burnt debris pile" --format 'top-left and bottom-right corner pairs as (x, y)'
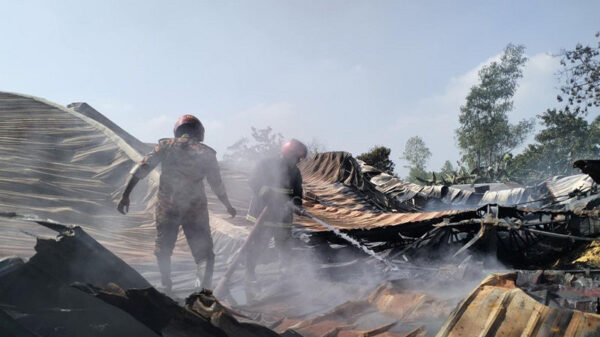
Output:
(0, 215), (288, 337)
(437, 272), (600, 336)
(294, 152), (600, 271)
(4, 92), (600, 336)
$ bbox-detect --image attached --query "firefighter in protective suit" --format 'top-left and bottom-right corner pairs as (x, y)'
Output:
(117, 115), (236, 293)
(245, 139), (306, 281)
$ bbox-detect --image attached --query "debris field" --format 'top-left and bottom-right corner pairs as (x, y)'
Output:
(3, 91), (600, 336)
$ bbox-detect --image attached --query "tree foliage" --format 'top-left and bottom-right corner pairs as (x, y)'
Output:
(415, 161), (495, 186)
(305, 138), (327, 156)
(408, 167), (429, 184)
(433, 161), (475, 185)
(508, 33), (600, 184)
(510, 110), (600, 182)
(456, 44), (534, 170)
(357, 146), (395, 175)
(557, 32), (600, 115)
(402, 136), (432, 170)
(224, 126), (284, 163)
(439, 160), (455, 175)
(401, 136), (431, 183)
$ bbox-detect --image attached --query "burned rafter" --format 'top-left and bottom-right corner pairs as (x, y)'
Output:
(300, 202), (600, 269)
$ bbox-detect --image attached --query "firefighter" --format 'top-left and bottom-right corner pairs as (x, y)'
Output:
(245, 139), (307, 281)
(117, 115), (236, 293)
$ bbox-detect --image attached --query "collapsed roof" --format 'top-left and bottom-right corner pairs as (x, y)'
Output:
(0, 92), (156, 228)
(2, 91), (600, 336)
(0, 217), (288, 337)
(437, 272), (600, 337)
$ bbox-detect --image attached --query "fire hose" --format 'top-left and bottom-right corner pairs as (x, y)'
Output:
(214, 203), (400, 299)
(288, 203), (399, 272)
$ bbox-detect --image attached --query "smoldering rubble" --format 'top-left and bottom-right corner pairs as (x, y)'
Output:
(0, 215), (287, 337)
(4, 91), (600, 336)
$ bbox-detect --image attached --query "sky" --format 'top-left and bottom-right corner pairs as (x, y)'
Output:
(0, 1), (599, 177)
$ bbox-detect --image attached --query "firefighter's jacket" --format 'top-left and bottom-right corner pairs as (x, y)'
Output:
(130, 134), (228, 211)
(247, 156), (303, 227)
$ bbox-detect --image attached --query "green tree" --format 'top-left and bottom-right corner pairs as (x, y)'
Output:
(510, 33), (600, 183)
(402, 136), (431, 170)
(224, 126), (284, 162)
(440, 162), (476, 185)
(456, 44), (534, 170)
(511, 110), (600, 181)
(439, 160), (455, 175)
(557, 32), (600, 115)
(357, 146), (395, 175)
(408, 167), (429, 184)
(401, 136), (431, 184)
(306, 138), (327, 156)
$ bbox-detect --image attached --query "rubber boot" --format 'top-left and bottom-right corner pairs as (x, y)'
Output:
(157, 255), (172, 295)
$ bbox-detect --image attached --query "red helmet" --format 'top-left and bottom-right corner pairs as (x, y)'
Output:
(281, 139), (307, 161)
(174, 114), (204, 140)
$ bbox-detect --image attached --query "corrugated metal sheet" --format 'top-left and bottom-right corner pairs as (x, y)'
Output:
(0, 91), (157, 228)
(4, 91), (600, 337)
(436, 273), (600, 337)
(296, 205), (464, 232)
(443, 187), (474, 205)
(457, 174), (597, 208)
(300, 152), (395, 211)
(297, 153), (476, 233)
(360, 161), (474, 208)
(479, 187), (527, 206)
(0, 92), (251, 298)
(544, 174), (594, 199)
(67, 102), (153, 155)
(264, 281), (454, 337)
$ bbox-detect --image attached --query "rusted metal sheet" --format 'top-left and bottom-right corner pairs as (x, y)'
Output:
(268, 281), (454, 337)
(296, 204), (466, 232)
(297, 152), (478, 233)
(436, 273), (600, 337)
(300, 152), (469, 214)
(367, 282), (453, 322)
(5, 91), (600, 337)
